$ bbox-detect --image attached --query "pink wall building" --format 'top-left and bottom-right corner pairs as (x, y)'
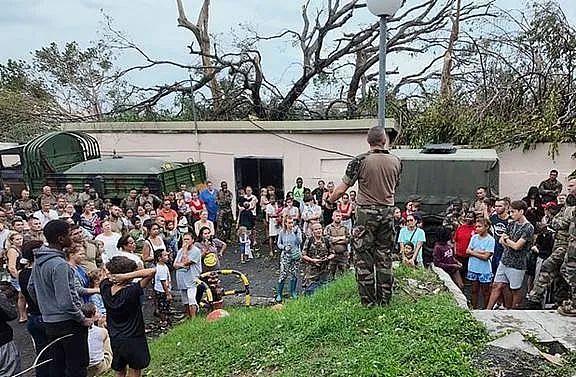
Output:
(62, 120), (575, 202)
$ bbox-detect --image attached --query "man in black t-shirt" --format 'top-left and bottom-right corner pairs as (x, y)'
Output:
(101, 256), (156, 376)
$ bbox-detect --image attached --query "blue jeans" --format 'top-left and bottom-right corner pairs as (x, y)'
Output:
(27, 313), (50, 377)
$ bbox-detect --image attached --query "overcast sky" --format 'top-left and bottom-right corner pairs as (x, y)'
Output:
(2, 0), (575, 96)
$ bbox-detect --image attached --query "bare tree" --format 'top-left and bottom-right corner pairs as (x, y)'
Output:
(175, 0), (223, 109)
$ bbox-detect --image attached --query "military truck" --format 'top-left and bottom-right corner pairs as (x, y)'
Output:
(392, 144), (499, 265)
(0, 131), (206, 200)
(392, 144), (499, 214)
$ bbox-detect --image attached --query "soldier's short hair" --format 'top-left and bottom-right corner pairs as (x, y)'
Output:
(366, 126), (388, 146)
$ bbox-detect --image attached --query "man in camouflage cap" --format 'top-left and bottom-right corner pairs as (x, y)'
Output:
(557, 171), (576, 316)
(328, 126), (401, 306)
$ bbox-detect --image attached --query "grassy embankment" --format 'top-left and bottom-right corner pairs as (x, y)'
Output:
(146, 267), (492, 376)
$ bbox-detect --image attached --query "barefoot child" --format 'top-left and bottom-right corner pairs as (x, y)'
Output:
(153, 249), (172, 327)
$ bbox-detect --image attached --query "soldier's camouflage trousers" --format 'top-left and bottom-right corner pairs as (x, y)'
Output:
(279, 251), (300, 283)
(352, 206), (395, 306)
(560, 240), (576, 301)
(527, 246), (567, 303)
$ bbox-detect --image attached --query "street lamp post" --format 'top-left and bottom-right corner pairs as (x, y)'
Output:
(366, 0), (404, 129)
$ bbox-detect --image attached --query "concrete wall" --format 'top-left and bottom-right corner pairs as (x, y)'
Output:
(497, 143), (575, 200)
(92, 132), (366, 194)
(85, 131), (575, 202)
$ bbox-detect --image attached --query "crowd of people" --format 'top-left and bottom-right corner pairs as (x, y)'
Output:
(0, 177), (358, 377)
(0, 163), (574, 376)
(429, 170), (576, 313)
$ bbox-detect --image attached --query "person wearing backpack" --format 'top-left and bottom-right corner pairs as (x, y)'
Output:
(302, 222), (334, 295)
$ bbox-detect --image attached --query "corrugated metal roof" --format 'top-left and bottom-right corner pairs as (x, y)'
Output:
(63, 157), (175, 174)
(61, 119), (395, 134)
(392, 148), (498, 161)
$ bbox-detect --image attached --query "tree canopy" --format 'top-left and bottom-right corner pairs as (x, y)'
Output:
(1, 0), (575, 155)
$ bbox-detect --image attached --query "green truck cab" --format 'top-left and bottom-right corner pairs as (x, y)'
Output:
(0, 131), (206, 200)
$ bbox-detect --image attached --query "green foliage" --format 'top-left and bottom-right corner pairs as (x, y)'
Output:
(146, 268), (490, 377)
(0, 60), (58, 142)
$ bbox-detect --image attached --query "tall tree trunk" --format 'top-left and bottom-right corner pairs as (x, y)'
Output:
(440, 0), (461, 97)
(176, 0), (223, 109)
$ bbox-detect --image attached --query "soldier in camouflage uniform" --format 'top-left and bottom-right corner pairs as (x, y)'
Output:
(327, 126), (401, 306)
(525, 188), (575, 308)
(302, 222), (334, 295)
(216, 181), (234, 241)
(324, 211), (350, 279)
(556, 173), (576, 316)
(442, 199), (465, 234)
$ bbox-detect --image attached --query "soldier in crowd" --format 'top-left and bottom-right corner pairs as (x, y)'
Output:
(78, 184), (92, 208)
(301, 222), (334, 295)
(216, 181), (234, 241)
(539, 169), (563, 204)
(442, 198), (465, 233)
(324, 211), (350, 279)
(138, 186), (161, 210)
(64, 184), (80, 208)
(121, 189), (139, 213)
(524, 174), (576, 309)
(556, 172), (576, 316)
(23, 217), (46, 243)
(1, 185), (14, 205)
(38, 185), (58, 209)
(13, 189), (38, 217)
(328, 126), (401, 306)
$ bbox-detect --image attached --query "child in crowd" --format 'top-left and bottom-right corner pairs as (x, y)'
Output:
(402, 242), (415, 267)
(101, 256), (155, 377)
(89, 269), (107, 319)
(173, 233), (202, 318)
(238, 226), (254, 263)
(81, 302), (112, 377)
(237, 202), (256, 248)
(466, 218), (495, 309)
(433, 227), (463, 289)
(153, 249), (172, 327)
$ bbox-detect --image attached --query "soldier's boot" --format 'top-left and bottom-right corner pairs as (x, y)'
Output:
(290, 279), (298, 299)
(275, 282), (285, 303)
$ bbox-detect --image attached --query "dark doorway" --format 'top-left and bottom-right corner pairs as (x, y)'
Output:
(234, 158), (284, 197)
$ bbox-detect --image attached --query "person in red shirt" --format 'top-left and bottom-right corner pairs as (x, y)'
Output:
(453, 211), (477, 278)
(158, 199), (178, 224)
(189, 192), (206, 223)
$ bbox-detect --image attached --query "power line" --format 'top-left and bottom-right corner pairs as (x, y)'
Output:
(246, 119), (355, 158)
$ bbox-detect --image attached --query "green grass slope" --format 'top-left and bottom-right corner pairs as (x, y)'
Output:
(147, 267), (489, 377)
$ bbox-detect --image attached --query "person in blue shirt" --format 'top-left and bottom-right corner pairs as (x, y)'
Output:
(398, 215), (426, 266)
(466, 217), (495, 309)
(199, 181), (218, 223)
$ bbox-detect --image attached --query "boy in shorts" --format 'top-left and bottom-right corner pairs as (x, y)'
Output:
(486, 200), (534, 309)
(101, 256), (156, 377)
